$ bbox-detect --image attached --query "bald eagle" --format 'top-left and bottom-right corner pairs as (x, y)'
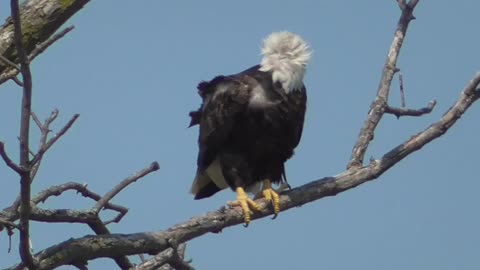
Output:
(189, 32), (311, 225)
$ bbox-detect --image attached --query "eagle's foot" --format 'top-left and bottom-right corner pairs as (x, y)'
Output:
(227, 187), (260, 227)
(260, 180), (281, 219)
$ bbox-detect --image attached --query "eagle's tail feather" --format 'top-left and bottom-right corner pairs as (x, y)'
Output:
(191, 158), (229, 199)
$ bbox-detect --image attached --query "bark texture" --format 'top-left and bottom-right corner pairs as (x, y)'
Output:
(0, 0), (90, 80)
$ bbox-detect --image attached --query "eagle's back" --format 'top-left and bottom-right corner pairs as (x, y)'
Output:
(190, 65), (307, 199)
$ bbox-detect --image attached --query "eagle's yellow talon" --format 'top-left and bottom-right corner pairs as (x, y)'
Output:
(227, 187), (260, 226)
(261, 180), (281, 217)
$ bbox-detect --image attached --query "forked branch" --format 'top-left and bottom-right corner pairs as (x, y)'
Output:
(347, 0), (420, 169)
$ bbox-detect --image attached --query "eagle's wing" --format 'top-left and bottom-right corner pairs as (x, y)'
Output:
(190, 75), (252, 198)
(289, 85), (307, 148)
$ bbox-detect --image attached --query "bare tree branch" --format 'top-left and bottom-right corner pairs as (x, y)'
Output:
(29, 112), (80, 179)
(347, 2), (419, 169)
(11, 76), (24, 87)
(30, 110), (58, 179)
(93, 162), (160, 213)
(30, 112), (43, 131)
(408, 0), (420, 9)
(1, 162), (160, 270)
(0, 54), (20, 71)
(385, 100), (437, 118)
(133, 244), (192, 270)
(397, 0), (407, 10)
(0, 142), (24, 174)
(7, 71), (480, 270)
(29, 26), (76, 62)
(10, 0), (37, 267)
(0, 181), (130, 232)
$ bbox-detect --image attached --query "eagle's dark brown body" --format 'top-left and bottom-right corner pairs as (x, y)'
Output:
(189, 65), (307, 199)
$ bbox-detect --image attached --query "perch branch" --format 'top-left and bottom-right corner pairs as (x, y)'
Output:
(385, 100), (437, 118)
(8, 71), (480, 270)
(347, 1), (419, 169)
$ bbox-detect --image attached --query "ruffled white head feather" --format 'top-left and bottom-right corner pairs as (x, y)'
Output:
(259, 32), (312, 93)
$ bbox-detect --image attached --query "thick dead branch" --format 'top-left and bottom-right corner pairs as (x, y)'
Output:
(7, 71), (480, 270)
(0, 0), (89, 85)
(87, 220), (133, 270)
(385, 100), (437, 118)
(93, 162), (160, 213)
(347, 1), (419, 169)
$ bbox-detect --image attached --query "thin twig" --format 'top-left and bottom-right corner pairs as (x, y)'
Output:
(0, 54), (20, 71)
(386, 100), (437, 118)
(409, 0), (420, 9)
(399, 73), (406, 107)
(0, 142), (24, 174)
(165, 243), (194, 270)
(29, 26), (75, 61)
(347, 2), (419, 169)
(11, 76), (24, 87)
(397, 0), (407, 10)
(93, 162), (160, 213)
(134, 244), (192, 270)
(0, 26), (75, 85)
(0, 218), (19, 229)
(30, 112), (43, 131)
(32, 182), (128, 219)
(0, 181), (131, 234)
(30, 113), (80, 168)
(30, 109), (61, 180)
(11, 0), (36, 268)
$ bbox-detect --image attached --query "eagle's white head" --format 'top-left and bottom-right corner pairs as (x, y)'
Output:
(259, 31), (312, 93)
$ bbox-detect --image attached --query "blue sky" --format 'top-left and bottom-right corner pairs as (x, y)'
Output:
(1, 1), (479, 269)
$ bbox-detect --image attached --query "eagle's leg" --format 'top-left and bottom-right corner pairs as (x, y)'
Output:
(259, 179), (281, 219)
(227, 187), (260, 226)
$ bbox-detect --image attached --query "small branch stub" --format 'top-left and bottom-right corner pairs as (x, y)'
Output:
(385, 100), (437, 118)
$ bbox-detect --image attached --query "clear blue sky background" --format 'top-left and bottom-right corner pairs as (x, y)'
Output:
(1, 1), (479, 269)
